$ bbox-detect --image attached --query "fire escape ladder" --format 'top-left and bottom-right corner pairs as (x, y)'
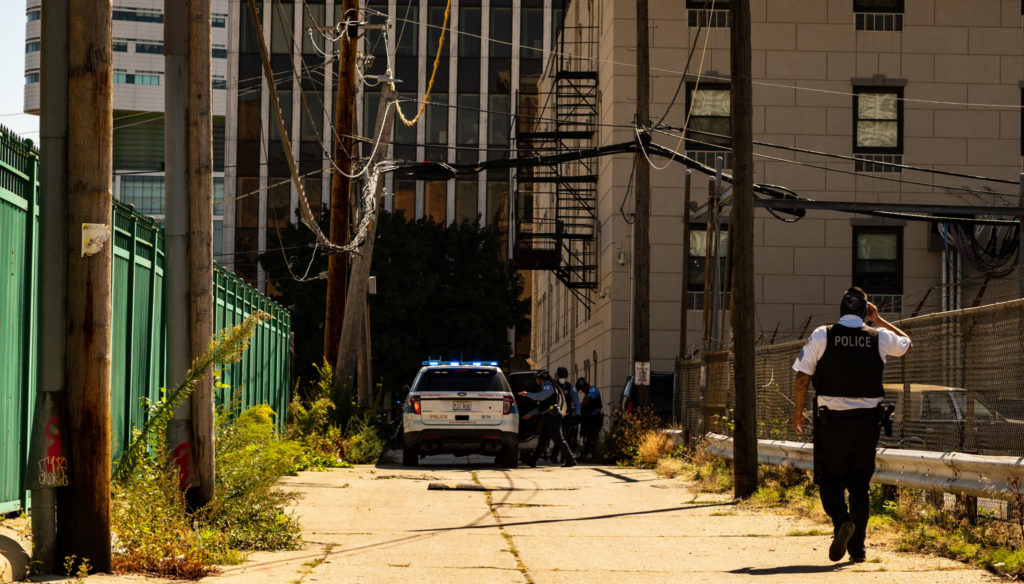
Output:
(512, 26), (599, 309)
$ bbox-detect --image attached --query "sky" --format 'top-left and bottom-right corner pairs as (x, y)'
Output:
(0, 0), (40, 141)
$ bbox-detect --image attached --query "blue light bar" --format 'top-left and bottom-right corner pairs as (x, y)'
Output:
(420, 360), (501, 367)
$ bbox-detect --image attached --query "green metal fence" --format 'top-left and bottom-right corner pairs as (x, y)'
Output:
(0, 130), (291, 514)
(0, 128), (38, 514)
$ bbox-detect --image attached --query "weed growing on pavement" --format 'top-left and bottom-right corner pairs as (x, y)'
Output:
(636, 431), (676, 468)
(206, 404), (303, 551)
(111, 315), (303, 578)
(343, 415), (387, 464)
(878, 486), (1024, 578)
(654, 457), (686, 478)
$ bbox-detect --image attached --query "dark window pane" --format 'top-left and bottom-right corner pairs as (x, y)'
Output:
(393, 179), (416, 220)
(457, 94), (480, 145)
(489, 7), (512, 58)
(396, 6), (419, 56)
(456, 180), (478, 224)
(426, 95), (449, 144)
(519, 59), (542, 92)
(458, 6), (481, 56)
(425, 181), (447, 223)
(489, 59), (512, 94)
(458, 58), (481, 93)
(521, 8), (544, 59)
(854, 0), (903, 12)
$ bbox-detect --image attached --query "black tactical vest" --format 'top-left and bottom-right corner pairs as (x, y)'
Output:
(812, 324), (884, 398)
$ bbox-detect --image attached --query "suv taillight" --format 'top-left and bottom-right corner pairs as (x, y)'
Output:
(502, 395), (513, 415)
(410, 395), (421, 415)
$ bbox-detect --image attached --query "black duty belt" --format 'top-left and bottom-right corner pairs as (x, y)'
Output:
(818, 406), (877, 419)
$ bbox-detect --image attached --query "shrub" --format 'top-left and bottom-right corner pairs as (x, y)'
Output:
(655, 457), (686, 479)
(635, 431), (675, 468)
(605, 407), (663, 463)
(205, 405), (303, 550)
(343, 416), (386, 464)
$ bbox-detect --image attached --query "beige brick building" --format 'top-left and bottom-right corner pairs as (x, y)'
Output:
(523, 0), (1023, 406)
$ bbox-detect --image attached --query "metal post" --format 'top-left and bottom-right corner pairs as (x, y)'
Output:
(33, 0), (69, 572)
(680, 169), (691, 358)
(165, 0), (198, 504)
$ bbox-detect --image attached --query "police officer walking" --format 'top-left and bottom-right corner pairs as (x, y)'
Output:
(576, 377), (603, 461)
(519, 371), (577, 467)
(792, 287), (911, 563)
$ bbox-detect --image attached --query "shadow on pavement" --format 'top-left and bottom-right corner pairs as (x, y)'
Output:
(729, 563), (853, 575)
(411, 501), (736, 532)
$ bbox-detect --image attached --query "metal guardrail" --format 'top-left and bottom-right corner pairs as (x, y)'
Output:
(706, 433), (1024, 501)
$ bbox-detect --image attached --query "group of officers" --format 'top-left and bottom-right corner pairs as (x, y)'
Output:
(517, 367), (603, 468)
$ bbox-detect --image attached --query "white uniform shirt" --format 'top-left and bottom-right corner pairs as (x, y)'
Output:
(792, 314), (912, 410)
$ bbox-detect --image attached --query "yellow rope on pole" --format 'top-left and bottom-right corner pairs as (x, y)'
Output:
(390, 0), (450, 127)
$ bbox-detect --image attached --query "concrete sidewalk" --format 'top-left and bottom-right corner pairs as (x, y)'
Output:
(70, 456), (1001, 583)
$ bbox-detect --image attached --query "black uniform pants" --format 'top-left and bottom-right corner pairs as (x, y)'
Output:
(532, 411), (574, 464)
(816, 408), (880, 557)
(579, 413), (603, 458)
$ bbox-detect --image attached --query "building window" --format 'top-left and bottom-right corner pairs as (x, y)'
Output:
(213, 75), (226, 90)
(26, 40), (40, 53)
(113, 7), (163, 23)
(135, 41), (163, 54)
(212, 13), (227, 27)
(212, 46), (227, 59)
(114, 71), (161, 86)
(25, 70), (39, 84)
(27, 8), (41, 22)
(853, 226), (902, 302)
(853, 87), (902, 172)
(687, 224), (729, 309)
(113, 39), (129, 52)
(854, 0), (903, 31)
(687, 0), (729, 28)
(685, 83), (732, 167)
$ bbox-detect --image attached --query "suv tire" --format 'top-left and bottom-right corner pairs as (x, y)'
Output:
(498, 444), (518, 468)
(402, 445), (419, 467)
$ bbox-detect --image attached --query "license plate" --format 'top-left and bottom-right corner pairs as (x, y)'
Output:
(452, 401), (471, 411)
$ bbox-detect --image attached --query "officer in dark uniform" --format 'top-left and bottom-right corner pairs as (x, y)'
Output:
(792, 287), (911, 563)
(576, 376), (604, 461)
(519, 371), (577, 467)
(550, 366), (580, 463)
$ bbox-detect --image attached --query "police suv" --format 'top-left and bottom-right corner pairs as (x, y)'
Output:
(401, 361), (519, 467)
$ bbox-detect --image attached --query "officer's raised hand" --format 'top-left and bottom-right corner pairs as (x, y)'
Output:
(865, 300), (879, 323)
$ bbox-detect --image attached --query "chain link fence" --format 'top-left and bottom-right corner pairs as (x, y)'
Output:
(678, 299), (1024, 456)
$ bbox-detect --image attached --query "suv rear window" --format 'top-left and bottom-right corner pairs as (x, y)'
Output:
(414, 369), (508, 392)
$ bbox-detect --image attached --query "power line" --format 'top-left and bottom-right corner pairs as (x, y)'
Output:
(366, 6), (1024, 111)
(658, 126), (1020, 186)
(657, 131), (1021, 199)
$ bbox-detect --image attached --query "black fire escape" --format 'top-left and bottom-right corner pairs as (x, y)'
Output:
(512, 26), (599, 310)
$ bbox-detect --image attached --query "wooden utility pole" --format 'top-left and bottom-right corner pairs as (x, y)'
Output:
(62, 0), (113, 571)
(187, 0), (216, 506)
(633, 0), (651, 407)
(730, 0), (758, 499)
(335, 85), (396, 403)
(324, 0), (360, 363)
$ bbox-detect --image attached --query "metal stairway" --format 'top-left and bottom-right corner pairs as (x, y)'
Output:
(512, 26), (599, 309)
